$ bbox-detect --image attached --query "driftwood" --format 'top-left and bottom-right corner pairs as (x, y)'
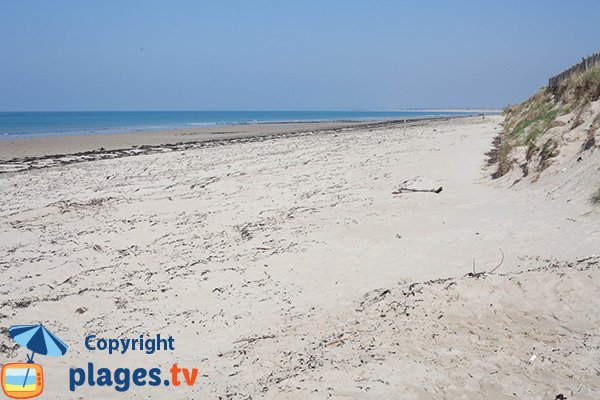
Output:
(325, 335), (355, 347)
(392, 186), (443, 195)
(233, 334), (275, 344)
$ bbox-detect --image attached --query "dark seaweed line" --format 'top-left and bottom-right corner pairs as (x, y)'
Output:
(0, 118), (442, 174)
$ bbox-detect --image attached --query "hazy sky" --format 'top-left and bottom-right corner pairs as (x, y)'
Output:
(1, 0), (599, 111)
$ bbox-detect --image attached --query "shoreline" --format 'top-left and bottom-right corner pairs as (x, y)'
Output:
(0, 116), (469, 172)
(0, 110), (495, 141)
(0, 117), (402, 140)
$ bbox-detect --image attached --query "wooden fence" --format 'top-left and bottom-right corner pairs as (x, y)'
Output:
(548, 50), (600, 90)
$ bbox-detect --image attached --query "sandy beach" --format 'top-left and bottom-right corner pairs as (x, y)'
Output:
(0, 120), (386, 160)
(1, 116), (598, 398)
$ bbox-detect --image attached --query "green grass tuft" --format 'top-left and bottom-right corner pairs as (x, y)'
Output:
(524, 126), (543, 145)
(582, 68), (600, 85)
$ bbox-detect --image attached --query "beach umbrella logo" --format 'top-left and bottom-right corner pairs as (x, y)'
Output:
(1, 324), (68, 399)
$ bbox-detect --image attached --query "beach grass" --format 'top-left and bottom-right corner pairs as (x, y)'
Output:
(492, 64), (600, 178)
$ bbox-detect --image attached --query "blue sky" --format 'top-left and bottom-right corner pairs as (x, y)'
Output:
(1, 0), (599, 111)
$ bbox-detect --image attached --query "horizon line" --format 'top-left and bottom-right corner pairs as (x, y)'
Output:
(0, 108), (502, 113)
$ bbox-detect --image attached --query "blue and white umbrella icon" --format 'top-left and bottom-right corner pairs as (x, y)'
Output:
(9, 324), (68, 358)
(8, 324), (68, 387)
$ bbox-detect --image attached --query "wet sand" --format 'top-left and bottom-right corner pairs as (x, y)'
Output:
(0, 120), (402, 160)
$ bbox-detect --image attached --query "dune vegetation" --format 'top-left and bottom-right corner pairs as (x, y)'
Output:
(490, 64), (600, 179)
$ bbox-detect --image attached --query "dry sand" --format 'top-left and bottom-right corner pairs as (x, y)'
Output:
(0, 116), (599, 399)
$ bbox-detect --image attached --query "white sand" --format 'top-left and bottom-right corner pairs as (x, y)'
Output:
(0, 116), (598, 398)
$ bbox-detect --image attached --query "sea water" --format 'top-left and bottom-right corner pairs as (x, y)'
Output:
(0, 110), (477, 138)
